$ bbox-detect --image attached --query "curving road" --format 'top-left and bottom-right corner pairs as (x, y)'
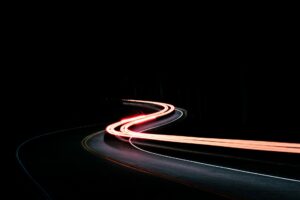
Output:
(83, 99), (300, 200)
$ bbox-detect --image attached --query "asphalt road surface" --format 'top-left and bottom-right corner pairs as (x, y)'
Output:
(17, 100), (300, 200)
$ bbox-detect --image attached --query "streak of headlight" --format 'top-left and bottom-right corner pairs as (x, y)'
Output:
(106, 100), (300, 154)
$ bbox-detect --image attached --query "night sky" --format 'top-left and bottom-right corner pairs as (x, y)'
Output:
(16, 13), (300, 143)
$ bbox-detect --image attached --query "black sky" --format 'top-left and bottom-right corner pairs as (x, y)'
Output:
(16, 16), (300, 143)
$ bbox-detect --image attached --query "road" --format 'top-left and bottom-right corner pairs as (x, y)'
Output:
(17, 99), (300, 199)
(83, 99), (300, 200)
(17, 112), (223, 199)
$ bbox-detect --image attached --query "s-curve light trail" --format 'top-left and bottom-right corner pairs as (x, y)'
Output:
(83, 99), (300, 200)
(106, 99), (300, 154)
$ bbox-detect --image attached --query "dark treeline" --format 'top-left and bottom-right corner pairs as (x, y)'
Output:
(18, 63), (300, 143)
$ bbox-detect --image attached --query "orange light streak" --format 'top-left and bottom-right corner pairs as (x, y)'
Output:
(106, 100), (300, 154)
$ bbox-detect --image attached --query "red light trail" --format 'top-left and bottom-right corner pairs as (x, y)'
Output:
(106, 100), (300, 154)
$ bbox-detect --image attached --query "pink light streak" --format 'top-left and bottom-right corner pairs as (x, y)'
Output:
(106, 100), (300, 154)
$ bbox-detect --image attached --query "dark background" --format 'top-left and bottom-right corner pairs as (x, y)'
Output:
(15, 1), (300, 145)
(17, 44), (300, 143)
(15, 12), (300, 200)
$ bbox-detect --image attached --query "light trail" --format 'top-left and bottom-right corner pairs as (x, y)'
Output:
(106, 100), (300, 154)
